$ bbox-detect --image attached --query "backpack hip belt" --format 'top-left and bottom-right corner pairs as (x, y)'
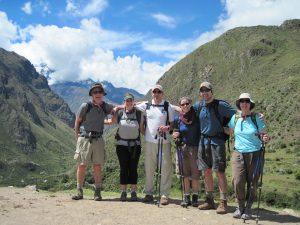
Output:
(79, 131), (103, 142)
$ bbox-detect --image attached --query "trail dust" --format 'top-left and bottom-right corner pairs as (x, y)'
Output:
(0, 187), (299, 225)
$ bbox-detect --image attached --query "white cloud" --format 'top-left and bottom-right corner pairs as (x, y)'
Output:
(22, 2), (32, 15)
(79, 49), (174, 93)
(0, 12), (18, 49)
(8, 17), (167, 93)
(66, 0), (77, 12)
(142, 38), (192, 61)
(151, 13), (176, 29)
(193, 0), (300, 48)
(66, 0), (108, 17)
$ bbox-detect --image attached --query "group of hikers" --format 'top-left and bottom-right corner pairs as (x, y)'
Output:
(72, 81), (270, 220)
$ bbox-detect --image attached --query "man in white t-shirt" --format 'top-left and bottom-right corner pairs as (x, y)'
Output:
(135, 84), (175, 205)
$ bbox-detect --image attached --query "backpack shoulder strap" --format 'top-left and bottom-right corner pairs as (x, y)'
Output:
(194, 101), (203, 116)
(213, 99), (222, 125)
(145, 102), (151, 110)
(234, 111), (241, 127)
(135, 109), (142, 125)
(81, 102), (93, 122)
(117, 109), (124, 124)
(164, 101), (170, 125)
(250, 112), (259, 131)
(101, 101), (107, 116)
(86, 102), (93, 114)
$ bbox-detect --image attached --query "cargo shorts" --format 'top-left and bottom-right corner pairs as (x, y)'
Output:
(74, 137), (106, 166)
(197, 144), (226, 172)
(181, 145), (201, 180)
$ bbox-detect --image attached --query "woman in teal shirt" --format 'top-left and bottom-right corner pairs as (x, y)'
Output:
(227, 93), (270, 220)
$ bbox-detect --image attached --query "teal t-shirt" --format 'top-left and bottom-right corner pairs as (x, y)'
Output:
(228, 113), (266, 153)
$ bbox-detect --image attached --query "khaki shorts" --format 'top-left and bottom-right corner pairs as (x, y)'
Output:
(74, 137), (106, 166)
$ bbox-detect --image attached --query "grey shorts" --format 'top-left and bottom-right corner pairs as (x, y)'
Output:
(197, 144), (226, 172)
(181, 145), (201, 180)
(74, 137), (106, 166)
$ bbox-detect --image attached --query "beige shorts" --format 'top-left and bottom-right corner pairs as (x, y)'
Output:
(74, 137), (106, 166)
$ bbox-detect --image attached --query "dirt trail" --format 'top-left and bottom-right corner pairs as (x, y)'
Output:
(0, 187), (299, 225)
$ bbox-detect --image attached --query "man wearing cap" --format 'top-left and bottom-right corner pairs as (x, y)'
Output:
(72, 83), (115, 201)
(135, 84), (175, 205)
(194, 81), (236, 214)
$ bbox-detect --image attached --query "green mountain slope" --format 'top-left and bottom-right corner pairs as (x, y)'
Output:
(157, 19), (300, 151)
(0, 48), (76, 188)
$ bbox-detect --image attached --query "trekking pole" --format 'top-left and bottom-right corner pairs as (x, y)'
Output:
(176, 140), (188, 208)
(154, 130), (164, 207)
(256, 143), (265, 224)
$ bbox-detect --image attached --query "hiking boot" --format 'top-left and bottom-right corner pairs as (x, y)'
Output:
(130, 191), (138, 202)
(216, 199), (228, 214)
(142, 195), (154, 203)
(192, 194), (199, 207)
(241, 208), (252, 220)
(160, 195), (169, 206)
(120, 191), (127, 202)
(233, 208), (244, 218)
(72, 188), (83, 200)
(94, 187), (102, 201)
(182, 194), (191, 206)
(198, 197), (215, 210)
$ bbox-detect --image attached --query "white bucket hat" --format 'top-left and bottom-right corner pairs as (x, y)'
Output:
(236, 93), (255, 110)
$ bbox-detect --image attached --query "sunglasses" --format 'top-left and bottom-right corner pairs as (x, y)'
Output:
(152, 90), (162, 94)
(200, 88), (211, 93)
(240, 99), (250, 103)
(92, 90), (103, 95)
(125, 99), (133, 102)
(180, 102), (190, 107)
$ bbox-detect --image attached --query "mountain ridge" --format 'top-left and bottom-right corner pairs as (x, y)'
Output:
(0, 48), (76, 186)
(50, 79), (143, 113)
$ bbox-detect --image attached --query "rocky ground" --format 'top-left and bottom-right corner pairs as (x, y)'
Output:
(0, 186), (300, 225)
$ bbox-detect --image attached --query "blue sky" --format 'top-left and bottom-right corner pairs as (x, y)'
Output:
(0, 0), (299, 93)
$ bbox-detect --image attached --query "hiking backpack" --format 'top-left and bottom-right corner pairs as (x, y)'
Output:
(195, 99), (231, 141)
(144, 101), (170, 128)
(233, 111), (259, 132)
(115, 109), (142, 142)
(81, 101), (108, 122)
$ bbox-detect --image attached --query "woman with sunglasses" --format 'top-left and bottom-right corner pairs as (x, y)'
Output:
(226, 93), (270, 220)
(172, 97), (201, 207)
(106, 93), (143, 201)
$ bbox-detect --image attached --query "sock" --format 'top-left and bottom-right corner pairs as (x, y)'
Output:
(206, 191), (214, 199)
(77, 183), (83, 189)
(220, 192), (227, 200)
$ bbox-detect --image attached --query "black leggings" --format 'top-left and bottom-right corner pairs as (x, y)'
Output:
(116, 145), (141, 185)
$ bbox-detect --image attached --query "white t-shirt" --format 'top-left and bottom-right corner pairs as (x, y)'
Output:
(135, 100), (175, 143)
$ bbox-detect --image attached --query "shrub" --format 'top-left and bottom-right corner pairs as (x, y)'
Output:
(295, 172), (300, 181)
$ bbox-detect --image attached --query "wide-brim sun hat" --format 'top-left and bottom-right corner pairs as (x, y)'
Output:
(236, 93), (255, 110)
(89, 83), (107, 96)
